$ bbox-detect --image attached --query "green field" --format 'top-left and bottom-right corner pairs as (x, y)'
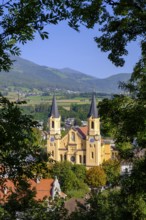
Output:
(5, 91), (97, 108)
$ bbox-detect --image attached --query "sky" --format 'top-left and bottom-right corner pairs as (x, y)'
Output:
(20, 22), (141, 79)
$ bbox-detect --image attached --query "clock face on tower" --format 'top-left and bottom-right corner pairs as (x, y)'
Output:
(89, 137), (95, 143)
(50, 137), (55, 142)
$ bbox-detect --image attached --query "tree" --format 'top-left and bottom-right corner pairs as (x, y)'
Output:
(69, 190), (122, 220)
(0, 1), (145, 72)
(0, 95), (48, 180)
(0, 95), (64, 219)
(86, 166), (106, 188)
(1, 187), (68, 220)
(70, 157), (146, 220)
(72, 164), (86, 182)
(96, 46), (146, 218)
(50, 161), (89, 197)
(74, 118), (82, 126)
(0, 0), (91, 71)
(102, 159), (120, 186)
(0, 1), (146, 218)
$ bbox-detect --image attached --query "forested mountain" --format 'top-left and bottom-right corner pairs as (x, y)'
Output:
(0, 56), (131, 93)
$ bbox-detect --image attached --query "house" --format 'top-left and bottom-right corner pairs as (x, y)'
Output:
(47, 94), (117, 168)
(0, 177), (66, 203)
(120, 162), (133, 175)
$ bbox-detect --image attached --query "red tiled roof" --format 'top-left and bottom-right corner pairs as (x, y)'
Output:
(0, 178), (55, 202)
(29, 179), (54, 200)
(0, 179), (15, 202)
(76, 126), (88, 139)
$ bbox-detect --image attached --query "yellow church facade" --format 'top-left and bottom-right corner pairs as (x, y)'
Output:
(47, 95), (114, 168)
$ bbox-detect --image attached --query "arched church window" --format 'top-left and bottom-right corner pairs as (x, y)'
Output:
(79, 155), (82, 163)
(64, 154), (67, 160)
(91, 121), (94, 129)
(71, 132), (75, 141)
(52, 121), (54, 128)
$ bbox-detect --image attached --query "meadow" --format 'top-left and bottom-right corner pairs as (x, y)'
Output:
(5, 91), (95, 108)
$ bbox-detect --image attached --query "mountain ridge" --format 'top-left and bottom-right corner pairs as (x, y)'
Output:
(0, 56), (131, 93)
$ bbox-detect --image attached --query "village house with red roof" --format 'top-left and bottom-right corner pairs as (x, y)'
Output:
(0, 177), (66, 203)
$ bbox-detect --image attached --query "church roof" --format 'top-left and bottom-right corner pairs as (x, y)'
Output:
(87, 94), (98, 118)
(76, 126), (88, 139)
(49, 95), (60, 118)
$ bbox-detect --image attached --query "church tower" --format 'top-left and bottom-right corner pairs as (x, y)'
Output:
(86, 94), (102, 167)
(87, 94), (100, 136)
(47, 96), (61, 161)
(48, 95), (61, 135)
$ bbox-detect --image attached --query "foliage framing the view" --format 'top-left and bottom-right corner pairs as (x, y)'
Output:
(0, 1), (145, 71)
(0, 0), (146, 219)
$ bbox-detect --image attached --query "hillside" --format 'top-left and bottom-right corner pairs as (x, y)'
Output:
(0, 56), (131, 93)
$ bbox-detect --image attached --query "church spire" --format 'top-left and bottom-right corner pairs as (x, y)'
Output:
(49, 95), (59, 118)
(88, 94), (98, 118)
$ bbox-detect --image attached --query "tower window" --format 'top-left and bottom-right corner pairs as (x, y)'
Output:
(52, 121), (54, 128)
(91, 121), (94, 129)
(91, 152), (94, 159)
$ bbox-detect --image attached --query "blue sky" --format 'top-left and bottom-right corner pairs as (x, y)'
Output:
(20, 22), (141, 79)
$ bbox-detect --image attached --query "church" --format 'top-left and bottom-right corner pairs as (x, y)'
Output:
(47, 94), (116, 168)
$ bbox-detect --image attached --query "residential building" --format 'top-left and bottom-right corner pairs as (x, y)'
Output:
(0, 177), (66, 203)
